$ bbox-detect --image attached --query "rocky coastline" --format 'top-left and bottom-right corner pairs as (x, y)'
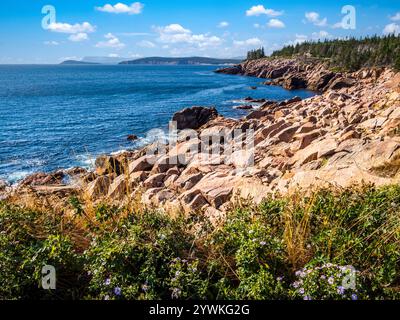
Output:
(2, 57), (400, 225)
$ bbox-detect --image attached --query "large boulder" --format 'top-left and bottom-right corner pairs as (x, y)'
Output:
(172, 106), (219, 130)
(95, 156), (123, 176)
(20, 171), (65, 187)
(328, 77), (356, 90)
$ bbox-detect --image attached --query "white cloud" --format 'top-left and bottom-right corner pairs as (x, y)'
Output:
(305, 12), (327, 27)
(246, 5), (283, 17)
(96, 2), (144, 15)
(383, 23), (400, 35)
(68, 33), (89, 42)
(311, 30), (332, 40)
(44, 41), (59, 46)
(286, 34), (308, 46)
(108, 53), (120, 57)
(390, 12), (400, 21)
(267, 19), (285, 28)
(137, 40), (156, 48)
(48, 22), (95, 34)
(233, 37), (263, 47)
(253, 23), (261, 29)
(154, 24), (223, 48)
(218, 21), (229, 28)
(95, 33), (126, 49)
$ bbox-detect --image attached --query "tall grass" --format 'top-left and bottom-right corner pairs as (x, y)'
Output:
(0, 183), (399, 300)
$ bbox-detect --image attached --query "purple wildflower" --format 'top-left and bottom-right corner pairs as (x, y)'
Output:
(328, 277), (335, 285)
(337, 286), (345, 295)
(114, 287), (122, 296)
(351, 294), (358, 300)
(104, 278), (111, 286)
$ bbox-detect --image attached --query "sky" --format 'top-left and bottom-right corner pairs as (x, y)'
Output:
(0, 0), (399, 63)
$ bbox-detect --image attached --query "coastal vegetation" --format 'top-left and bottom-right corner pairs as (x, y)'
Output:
(246, 47), (266, 61)
(270, 35), (400, 71)
(1, 184), (399, 300)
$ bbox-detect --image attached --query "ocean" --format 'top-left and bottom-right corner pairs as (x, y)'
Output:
(0, 64), (315, 184)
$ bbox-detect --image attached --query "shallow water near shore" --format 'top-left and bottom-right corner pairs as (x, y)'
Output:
(0, 64), (315, 183)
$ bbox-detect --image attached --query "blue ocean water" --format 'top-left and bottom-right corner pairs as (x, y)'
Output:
(0, 64), (315, 183)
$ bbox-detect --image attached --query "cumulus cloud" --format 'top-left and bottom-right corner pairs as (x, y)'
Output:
(154, 24), (223, 48)
(286, 34), (308, 46)
(305, 12), (327, 27)
(267, 19), (285, 28)
(383, 23), (400, 35)
(47, 22), (96, 34)
(95, 33), (126, 49)
(311, 30), (332, 40)
(218, 21), (229, 28)
(390, 12), (400, 21)
(68, 33), (89, 42)
(246, 5), (283, 17)
(137, 40), (156, 48)
(96, 2), (144, 15)
(44, 41), (59, 46)
(233, 37), (263, 47)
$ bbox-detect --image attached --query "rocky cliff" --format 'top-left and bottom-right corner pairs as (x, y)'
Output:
(5, 58), (400, 225)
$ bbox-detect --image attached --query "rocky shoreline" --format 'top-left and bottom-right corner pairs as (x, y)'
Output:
(2, 57), (400, 224)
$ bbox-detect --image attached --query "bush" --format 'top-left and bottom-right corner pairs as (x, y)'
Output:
(0, 184), (399, 300)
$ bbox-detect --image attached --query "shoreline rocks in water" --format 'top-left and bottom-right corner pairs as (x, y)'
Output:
(6, 57), (400, 225)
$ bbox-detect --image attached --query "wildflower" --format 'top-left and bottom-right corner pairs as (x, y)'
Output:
(104, 295), (110, 300)
(160, 234), (166, 240)
(171, 288), (181, 299)
(259, 241), (267, 246)
(337, 286), (345, 295)
(182, 259), (188, 264)
(104, 278), (111, 286)
(351, 293), (358, 300)
(292, 281), (300, 289)
(299, 288), (305, 295)
(321, 275), (326, 280)
(276, 276), (283, 282)
(175, 271), (181, 277)
(114, 287), (122, 296)
(328, 277), (335, 285)
(248, 230), (254, 234)
(303, 296), (312, 300)
(141, 282), (149, 293)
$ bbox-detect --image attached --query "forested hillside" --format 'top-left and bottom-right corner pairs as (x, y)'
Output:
(271, 35), (400, 71)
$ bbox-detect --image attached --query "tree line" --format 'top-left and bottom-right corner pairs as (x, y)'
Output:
(270, 35), (400, 71)
(247, 47), (266, 61)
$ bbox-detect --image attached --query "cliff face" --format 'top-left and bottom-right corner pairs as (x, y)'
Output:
(215, 57), (382, 92)
(5, 58), (400, 225)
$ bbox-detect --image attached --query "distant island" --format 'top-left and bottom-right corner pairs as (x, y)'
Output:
(60, 56), (242, 66)
(119, 56), (242, 65)
(60, 60), (100, 65)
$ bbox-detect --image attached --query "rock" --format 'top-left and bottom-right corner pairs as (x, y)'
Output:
(95, 156), (123, 176)
(86, 176), (111, 199)
(340, 130), (361, 142)
(283, 76), (307, 90)
(298, 130), (324, 149)
(276, 125), (300, 143)
(107, 175), (128, 200)
(172, 106), (219, 130)
(129, 155), (157, 173)
(127, 134), (138, 141)
(215, 65), (242, 75)
(143, 173), (166, 189)
(235, 105), (253, 110)
(250, 86), (257, 90)
(246, 110), (269, 120)
(328, 78), (356, 90)
(20, 171), (65, 187)
(174, 172), (204, 190)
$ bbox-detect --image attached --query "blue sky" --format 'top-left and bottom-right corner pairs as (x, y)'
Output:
(1, 0), (399, 63)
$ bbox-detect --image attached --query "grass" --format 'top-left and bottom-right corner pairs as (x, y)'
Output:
(0, 183), (399, 300)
